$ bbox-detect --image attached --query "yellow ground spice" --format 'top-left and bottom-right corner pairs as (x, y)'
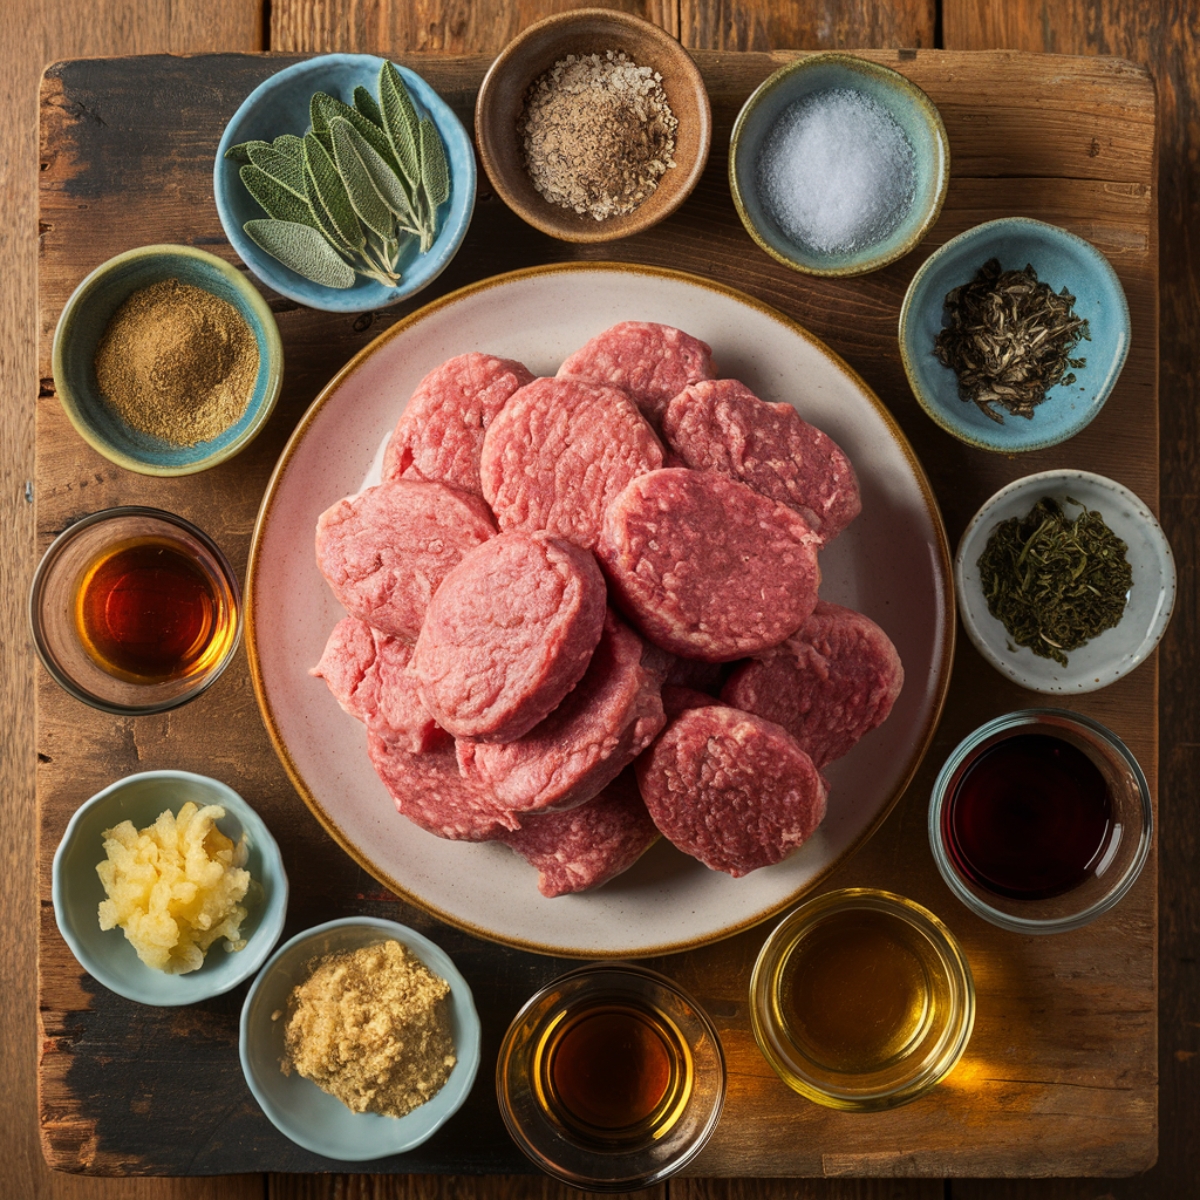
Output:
(93, 277), (258, 447)
(279, 939), (457, 1118)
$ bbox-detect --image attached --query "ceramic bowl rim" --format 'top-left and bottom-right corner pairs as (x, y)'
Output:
(728, 51), (950, 278)
(50, 243), (284, 477)
(51, 769), (289, 1005)
(898, 215), (1132, 452)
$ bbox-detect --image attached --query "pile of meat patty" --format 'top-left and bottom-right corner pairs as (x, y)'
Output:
(312, 322), (904, 897)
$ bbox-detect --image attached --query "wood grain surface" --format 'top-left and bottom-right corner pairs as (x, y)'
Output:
(4, 0), (1198, 1198)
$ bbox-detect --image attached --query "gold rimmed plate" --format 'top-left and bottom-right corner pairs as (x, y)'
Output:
(246, 263), (953, 957)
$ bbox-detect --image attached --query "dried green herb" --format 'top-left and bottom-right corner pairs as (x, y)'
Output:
(977, 496), (1132, 666)
(934, 258), (1090, 424)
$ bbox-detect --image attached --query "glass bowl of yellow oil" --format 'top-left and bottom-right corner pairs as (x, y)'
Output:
(750, 888), (974, 1110)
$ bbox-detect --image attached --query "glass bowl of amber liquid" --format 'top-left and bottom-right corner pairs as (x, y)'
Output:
(30, 506), (241, 715)
(929, 709), (1153, 934)
(750, 889), (975, 1111)
(496, 962), (726, 1190)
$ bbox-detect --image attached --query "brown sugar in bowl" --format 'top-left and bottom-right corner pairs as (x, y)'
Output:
(475, 9), (712, 243)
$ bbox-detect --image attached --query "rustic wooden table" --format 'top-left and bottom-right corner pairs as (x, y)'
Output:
(4, 2), (1199, 1199)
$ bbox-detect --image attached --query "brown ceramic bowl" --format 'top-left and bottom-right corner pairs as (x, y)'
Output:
(475, 9), (711, 243)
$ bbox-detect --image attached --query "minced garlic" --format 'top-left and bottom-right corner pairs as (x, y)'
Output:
(96, 802), (251, 973)
(280, 939), (457, 1118)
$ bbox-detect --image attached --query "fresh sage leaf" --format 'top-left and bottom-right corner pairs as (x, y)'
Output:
(240, 164), (318, 226)
(330, 118), (395, 240)
(246, 143), (308, 199)
(314, 92), (407, 185)
(331, 117), (419, 229)
(272, 133), (307, 162)
(354, 85), (384, 128)
(419, 116), (450, 212)
(303, 163), (356, 252)
(225, 139), (270, 163)
(244, 219), (356, 288)
(303, 131), (364, 249)
(379, 61), (421, 189)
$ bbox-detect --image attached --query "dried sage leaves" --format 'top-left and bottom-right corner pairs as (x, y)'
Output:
(226, 62), (451, 289)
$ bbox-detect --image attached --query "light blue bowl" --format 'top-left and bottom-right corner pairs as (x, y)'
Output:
(52, 771), (289, 1006)
(52, 244), (283, 476)
(239, 917), (481, 1161)
(215, 55), (476, 313)
(899, 217), (1131, 452)
(730, 53), (949, 277)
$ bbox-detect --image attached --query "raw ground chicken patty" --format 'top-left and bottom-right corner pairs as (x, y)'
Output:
(315, 479), (495, 642)
(598, 468), (822, 661)
(413, 531), (607, 742)
(383, 352), (534, 497)
(311, 617), (444, 754)
(636, 705), (828, 877)
(456, 609), (667, 814)
(721, 600), (904, 769)
(499, 769), (659, 897)
(480, 376), (664, 551)
(662, 378), (861, 543)
(557, 321), (716, 425)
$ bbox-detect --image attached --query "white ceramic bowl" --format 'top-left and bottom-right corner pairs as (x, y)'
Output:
(239, 917), (481, 1161)
(955, 470), (1174, 693)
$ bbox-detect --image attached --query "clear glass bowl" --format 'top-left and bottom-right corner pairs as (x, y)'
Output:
(750, 888), (975, 1111)
(29, 506), (241, 715)
(928, 708), (1153, 934)
(496, 962), (725, 1190)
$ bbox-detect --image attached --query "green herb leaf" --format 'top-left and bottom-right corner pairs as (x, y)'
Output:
(419, 116), (450, 212)
(272, 133), (307, 162)
(246, 143), (308, 198)
(303, 131), (364, 250)
(244, 219), (356, 288)
(354, 85), (384, 128)
(379, 61), (421, 189)
(330, 118), (396, 239)
(240, 164), (318, 226)
(314, 91), (408, 186)
(330, 116), (419, 229)
(225, 139), (271, 163)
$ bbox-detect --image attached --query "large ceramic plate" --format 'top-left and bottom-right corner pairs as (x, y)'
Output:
(247, 264), (953, 957)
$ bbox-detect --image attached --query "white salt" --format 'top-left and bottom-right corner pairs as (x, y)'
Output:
(755, 88), (917, 255)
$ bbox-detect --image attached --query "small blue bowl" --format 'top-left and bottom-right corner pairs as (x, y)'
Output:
(899, 217), (1131, 452)
(730, 53), (949, 277)
(240, 917), (481, 1161)
(215, 55), (476, 313)
(52, 771), (289, 1006)
(52, 244), (283, 476)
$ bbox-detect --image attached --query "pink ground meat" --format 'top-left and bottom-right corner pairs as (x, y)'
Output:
(721, 600), (904, 769)
(635, 705), (827, 877)
(457, 610), (667, 814)
(315, 479), (495, 642)
(383, 352), (534, 498)
(480, 377), (664, 551)
(661, 685), (719, 718)
(557, 322), (716, 426)
(413, 531), (607, 742)
(662, 378), (861, 543)
(598, 468), (821, 661)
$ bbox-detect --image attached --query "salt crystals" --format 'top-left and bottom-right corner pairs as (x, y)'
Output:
(755, 88), (917, 255)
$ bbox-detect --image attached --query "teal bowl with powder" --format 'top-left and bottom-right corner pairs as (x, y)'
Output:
(729, 53), (950, 277)
(52, 244), (283, 477)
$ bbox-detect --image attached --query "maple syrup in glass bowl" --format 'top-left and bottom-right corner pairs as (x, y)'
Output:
(30, 506), (241, 715)
(496, 962), (725, 1190)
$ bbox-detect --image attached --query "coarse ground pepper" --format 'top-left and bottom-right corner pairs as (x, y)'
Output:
(93, 277), (259, 447)
(279, 939), (457, 1118)
(518, 50), (678, 220)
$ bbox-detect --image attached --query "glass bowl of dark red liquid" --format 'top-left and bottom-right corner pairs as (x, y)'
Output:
(30, 506), (241, 715)
(496, 962), (725, 1190)
(929, 709), (1152, 934)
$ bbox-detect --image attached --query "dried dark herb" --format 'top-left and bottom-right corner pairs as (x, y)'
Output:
(934, 258), (1090, 424)
(977, 496), (1132, 666)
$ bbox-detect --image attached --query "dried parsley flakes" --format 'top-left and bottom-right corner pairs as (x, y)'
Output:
(977, 497), (1132, 666)
(934, 258), (1090, 423)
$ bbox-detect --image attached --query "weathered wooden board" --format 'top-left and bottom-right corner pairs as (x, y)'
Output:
(38, 50), (1157, 1178)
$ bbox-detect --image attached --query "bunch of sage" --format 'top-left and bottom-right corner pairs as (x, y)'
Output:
(225, 62), (450, 289)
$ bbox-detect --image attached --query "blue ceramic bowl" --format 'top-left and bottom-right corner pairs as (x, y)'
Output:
(215, 55), (476, 313)
(899, 217), (1131, 452)
(52, 771), (289, 1006)
(52, 244), (283, 476)
(730, 53), (949, 277)
(240, 917), (481, 1161)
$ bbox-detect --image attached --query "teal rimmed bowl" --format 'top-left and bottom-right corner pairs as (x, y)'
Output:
(215, 55), (476, 313)
(899, 217), (1131, 452)
(52, 770), (288, 1006)
(240, 917), (481, 1161)
(52, 244), (283, 476)
(729, 53), (949, 277)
